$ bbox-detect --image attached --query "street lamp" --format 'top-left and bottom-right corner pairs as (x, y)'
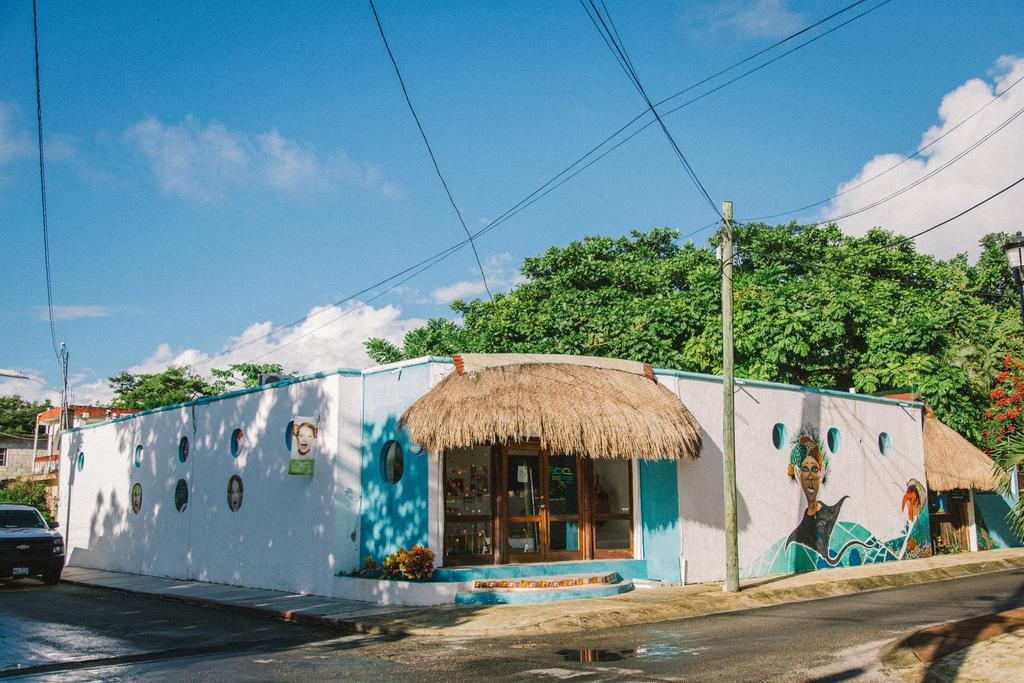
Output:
(0, 369), (30, 380)
(1003, 231), (1024, 325)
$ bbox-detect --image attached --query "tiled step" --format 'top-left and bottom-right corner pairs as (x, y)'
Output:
(433, 559), (647, 583)
(454, 572), (634, 604)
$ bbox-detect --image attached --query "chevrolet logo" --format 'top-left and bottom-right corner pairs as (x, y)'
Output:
(16, 545), (30, 551)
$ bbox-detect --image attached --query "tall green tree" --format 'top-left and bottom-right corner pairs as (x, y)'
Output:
(366, 224), (1024, 445)
(0, 395), (51, 436)
(209, 363), (287, 391)
(108, 367), (220, 411)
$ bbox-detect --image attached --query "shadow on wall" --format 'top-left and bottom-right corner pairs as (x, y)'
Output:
(683, 428), (752, 532)
(64, 377), (356, 596)
(359, 414), (428, 567)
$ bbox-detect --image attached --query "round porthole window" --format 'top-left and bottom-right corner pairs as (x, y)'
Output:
(826, 428), (841, 454)
(772, 423), (788, 450)
(76, 451), (85, 472)
(174, 479), (189, 512)
(381, 440), (404, 484)
(878, 432), (893, 456)
(285, 420), (294, 451)
(134, 444), (144, 468)
(178, 436), (190, 463)
(230, 429), (244, 458)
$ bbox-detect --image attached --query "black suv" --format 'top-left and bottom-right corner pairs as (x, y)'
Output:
(0, 504), (64, 584)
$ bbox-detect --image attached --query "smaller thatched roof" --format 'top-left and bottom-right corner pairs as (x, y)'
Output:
(923, 410), (1003, 492)
(400, 355), (702, 460)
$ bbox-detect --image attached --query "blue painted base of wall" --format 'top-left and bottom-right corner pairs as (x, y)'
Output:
(433, 559), (647, 583)
(455, 581), (634, 604)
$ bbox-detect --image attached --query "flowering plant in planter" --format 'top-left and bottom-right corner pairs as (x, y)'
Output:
(358, 546), (435, 581)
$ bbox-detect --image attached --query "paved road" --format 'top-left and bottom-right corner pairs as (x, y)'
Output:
(2, 568), (1023, 681)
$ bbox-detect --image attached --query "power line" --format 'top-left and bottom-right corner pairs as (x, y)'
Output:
(580, 0), (721, 218)
(744, 68), (1024, 223)
(74, 2), (886, 402)
(368, 0), (493, 302)
(681, 78), (1024, 246)
(32, 0), (59, 364)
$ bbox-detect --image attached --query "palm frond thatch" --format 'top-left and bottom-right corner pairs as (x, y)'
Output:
(399, 360), (702, 460)
(924, 410), (1004, 492)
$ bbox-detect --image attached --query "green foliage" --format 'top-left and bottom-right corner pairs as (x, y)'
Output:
(209, 363), (286, 391)
(0, 480), (53, 524)
(0, 395), (51, 435)
(367, 224), (1024, 446)
(108, 367), (221, 411)
(991, 433), (1024, 537)
(380, 545), (435, 581)
(108, 363), (293, 411)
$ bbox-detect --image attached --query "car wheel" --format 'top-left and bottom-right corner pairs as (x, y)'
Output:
(42, 570), (62, 586)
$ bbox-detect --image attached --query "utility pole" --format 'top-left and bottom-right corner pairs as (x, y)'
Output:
(721, 200), (740, 592)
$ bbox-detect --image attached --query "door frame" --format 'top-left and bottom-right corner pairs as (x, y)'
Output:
(500, 444), (587, 563)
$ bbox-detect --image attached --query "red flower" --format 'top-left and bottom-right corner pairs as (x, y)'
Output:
(993, 388), (1006, 398)
(998, 371), (1010, 382)
(986, 411), (994, 418)
(996, 413), (1007, 421)
(1010, 426), (1017, 432)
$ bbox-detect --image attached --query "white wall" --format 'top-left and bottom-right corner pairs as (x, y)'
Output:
(60, 372), (363, 597)
(674, 375), (926, 583)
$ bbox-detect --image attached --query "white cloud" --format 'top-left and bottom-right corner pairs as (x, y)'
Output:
(430, 252), (527, 304)
(124, 115), (398, 201)
(726, 0), (804, 38)
(0, 374), (60, 404)
(819, 55), (1024, 260)
(122, 299), (422, 380)
(684, 1), (804, 40)
(0, 102), (34, 164)
(34, 304), (114, 321)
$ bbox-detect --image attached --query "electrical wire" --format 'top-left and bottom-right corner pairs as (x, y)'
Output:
(581, 0), (721, 222)
(32, 0), (59, 364)
(72, 1), (890, 403)
(368, 0), (493, 302)
(742, 68), (1024, 223)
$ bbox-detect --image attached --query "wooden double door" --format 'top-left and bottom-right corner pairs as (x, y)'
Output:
(443, 443), (634, 565)
(504, 446), (586, 562)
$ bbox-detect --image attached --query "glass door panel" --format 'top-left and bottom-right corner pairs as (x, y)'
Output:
(506, 448), (544, 561)
(590, 459), (633, 558)
(546, 453), (583, 559)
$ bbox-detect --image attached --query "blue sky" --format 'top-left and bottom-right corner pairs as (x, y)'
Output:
(2, 0), (1024, 403)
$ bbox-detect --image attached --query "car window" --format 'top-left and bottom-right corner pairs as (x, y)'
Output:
(0, 510), (46, 529)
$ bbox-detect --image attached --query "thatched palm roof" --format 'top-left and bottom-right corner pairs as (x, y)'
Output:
(923, 410), (1003, 492)
(400, 355), (702, 460)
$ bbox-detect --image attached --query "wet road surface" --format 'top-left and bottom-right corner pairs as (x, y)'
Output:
(2, 568), (1022, 680)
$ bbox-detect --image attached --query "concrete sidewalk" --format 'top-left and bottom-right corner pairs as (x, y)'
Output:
(884, 606), (1024, 681)
(63, 547), (1024, 639)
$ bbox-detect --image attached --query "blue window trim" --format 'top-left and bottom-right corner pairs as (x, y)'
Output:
(772, 423), (787, 450)
(134, 444), (143, 468)
(827, 427), (841, 454)
(381, 440), (404, 485)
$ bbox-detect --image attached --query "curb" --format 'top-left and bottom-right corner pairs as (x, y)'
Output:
(59, 576), (407, 638)
(61, 555), (1024, 640)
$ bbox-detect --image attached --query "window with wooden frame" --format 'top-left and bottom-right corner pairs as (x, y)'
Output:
(589, 459), (633, 558)
(443, 446), (496, 565)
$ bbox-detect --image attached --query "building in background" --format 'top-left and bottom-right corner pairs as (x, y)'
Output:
(0, 434), (37, 482)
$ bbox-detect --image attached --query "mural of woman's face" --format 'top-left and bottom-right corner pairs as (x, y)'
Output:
(228, 477), (243, 511)
(296, 425), (315, 456)
(799, 454), (821, 507)
(131, 484), (142, 513)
